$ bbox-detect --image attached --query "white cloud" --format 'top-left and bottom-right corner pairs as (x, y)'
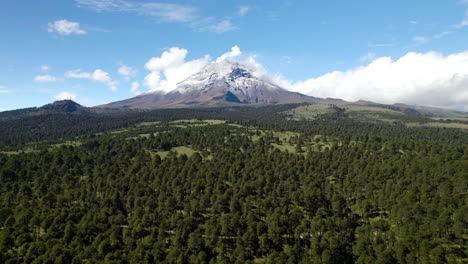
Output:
(143, 46), (292, 93)
(290, 51), (468, 111)
(144, 47), (211, 92)
(53, 91), (77, 100)
(48, 19), (87, 35)
(130, 81), (141, 95)
(41, 65), (50, 71)
(239, 6), (250, 16)
(34, 74), (61, 82)
(65, 69), (118, 91)
(216, 46), (242, 62)
(200, 19), (237, 33)
(76, 0), (196, 22)
(118, 64), (137, 80)
(145, 47), (188, 72)
(76, 0), (237, 33)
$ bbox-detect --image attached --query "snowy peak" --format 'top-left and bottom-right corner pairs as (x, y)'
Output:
(100, 60), (334, 109)
(229, 67), (253, 80)
(175, 60), (281, 94)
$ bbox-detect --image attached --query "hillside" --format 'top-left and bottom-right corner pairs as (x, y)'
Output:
(0, 104), (466, 263)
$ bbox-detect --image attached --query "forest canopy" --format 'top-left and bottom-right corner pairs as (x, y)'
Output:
(0, 104), (466, 263)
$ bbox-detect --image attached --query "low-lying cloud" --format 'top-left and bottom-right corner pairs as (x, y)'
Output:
(292, 51), (468, 111)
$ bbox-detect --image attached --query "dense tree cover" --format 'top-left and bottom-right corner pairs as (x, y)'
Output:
(0, 118), (466, 263)
(0, 104), (297, 150)
(0, 104), (466, 150)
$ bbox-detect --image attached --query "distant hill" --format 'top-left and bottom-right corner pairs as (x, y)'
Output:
(0, 100), (92, 121)
(0, 100), (141, 121)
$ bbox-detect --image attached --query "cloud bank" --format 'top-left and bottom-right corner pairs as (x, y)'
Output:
(142, 47), (468, 111)
(48, 19), (87, 35)
(292, 51), (468, 111)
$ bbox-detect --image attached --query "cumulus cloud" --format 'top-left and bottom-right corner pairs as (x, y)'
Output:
(143, 47), (211, 92)
(76, 0), (237, 33)
(142, 46), (293, 94)
(53, 91), (77, 100)
(48, 19), (87, 35)
(290, 51), (468, 111)
(34, 75), (61, 82)
(41, 65), (50, 71)
(216, 46), (242, 62)
(130, 81), (141, 95)
(239, 6), (250, 16)
(118, 64), (137, 80)
(65, 69), (118, 91)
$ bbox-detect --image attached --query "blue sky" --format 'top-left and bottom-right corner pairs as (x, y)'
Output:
(1, 0), (468, 111)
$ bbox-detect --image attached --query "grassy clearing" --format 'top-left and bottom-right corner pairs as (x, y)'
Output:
(0, 151), (21, 155)
(284, 104), (335, 120)
(344, 105), (402, 114)
(148, 145), (199, 159)
(430, 117), (468, 122)
(0, 148), (38, 155)
(169, 119), (226, 127)
(285, 104), (407, 123)
(407, 122), (468, 129)
(135, 121), (161, 127)
(51, 141), (82, 148)
(271, 143), (296, 152)
(343, 105), (405, 123)
(273, 131), (299, 141)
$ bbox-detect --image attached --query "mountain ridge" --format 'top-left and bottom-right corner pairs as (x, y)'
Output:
(100, 60), (348, 109)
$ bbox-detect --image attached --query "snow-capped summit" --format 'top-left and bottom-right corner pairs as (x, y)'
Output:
(101, 60), (345, 109)
(174, 60), (282, 97)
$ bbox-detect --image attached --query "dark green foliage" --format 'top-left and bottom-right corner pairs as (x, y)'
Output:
(0, 105), (466, 263)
